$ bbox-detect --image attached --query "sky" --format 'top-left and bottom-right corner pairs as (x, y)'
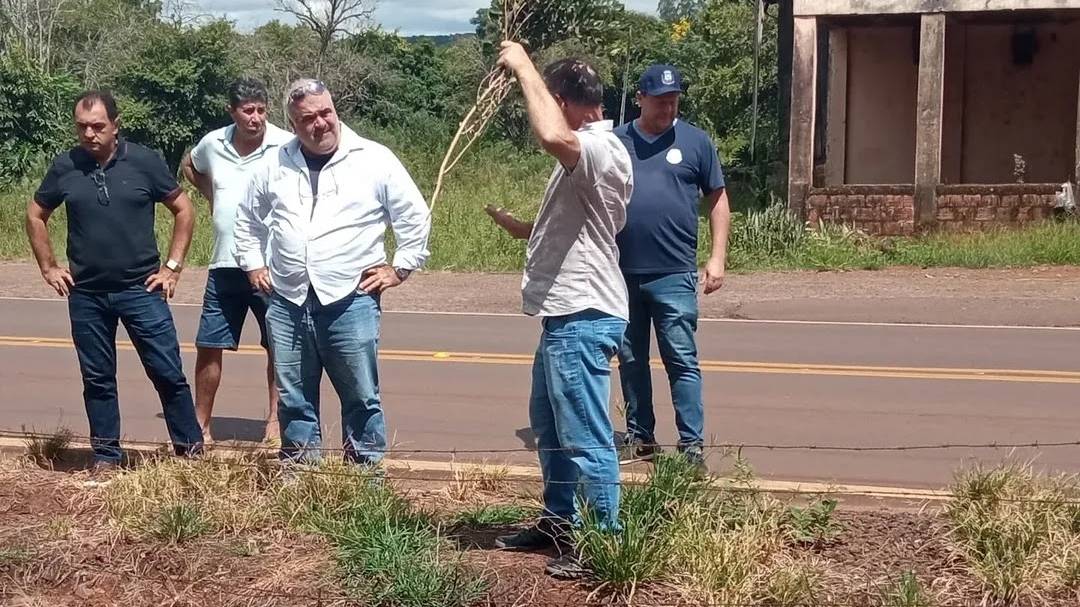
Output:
(192, 0), (659, 36)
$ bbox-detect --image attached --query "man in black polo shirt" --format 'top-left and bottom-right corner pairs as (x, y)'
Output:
(26, 90), (203, 469)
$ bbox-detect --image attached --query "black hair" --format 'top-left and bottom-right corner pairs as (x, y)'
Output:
(229, 78), (269, 108)
(74, 90), (119, 121)
(542, 58), (603, 106)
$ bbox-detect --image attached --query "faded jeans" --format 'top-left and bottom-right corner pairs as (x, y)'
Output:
(530, 309), (627, 531)
(266, 290), (385, 464)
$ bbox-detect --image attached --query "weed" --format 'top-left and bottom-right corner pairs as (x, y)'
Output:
(43, 516), (73, 541)
(881, 570), (931, 607)
(151, 503), (208, 543)
(445, 461), (511, 502)
(0, 547), (32, 569)
(23, 426), (72, 468)
(759, 557), (824, 607)
(783, 498), (842, 547)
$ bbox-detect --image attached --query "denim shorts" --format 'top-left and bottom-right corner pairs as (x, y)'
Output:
(195, 268), (269, 350)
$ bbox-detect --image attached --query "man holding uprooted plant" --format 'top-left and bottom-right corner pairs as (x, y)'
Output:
(484, 42), (634, 580)
(613, 65), (731, 475)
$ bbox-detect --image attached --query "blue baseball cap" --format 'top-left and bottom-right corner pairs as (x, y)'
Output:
(638, 64), (683, 96)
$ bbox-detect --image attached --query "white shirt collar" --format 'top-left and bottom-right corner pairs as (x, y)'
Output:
(286, 123), (366, 169)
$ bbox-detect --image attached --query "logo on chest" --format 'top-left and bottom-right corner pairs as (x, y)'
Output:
(666, 148), (683, 165)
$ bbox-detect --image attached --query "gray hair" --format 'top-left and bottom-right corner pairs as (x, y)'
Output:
(284, 78), (329, 110)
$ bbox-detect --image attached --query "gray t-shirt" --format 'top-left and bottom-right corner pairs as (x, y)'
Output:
(522, 120), (634, 320)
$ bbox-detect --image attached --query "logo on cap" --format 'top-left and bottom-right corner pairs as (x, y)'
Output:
(662, 70), (674, 85)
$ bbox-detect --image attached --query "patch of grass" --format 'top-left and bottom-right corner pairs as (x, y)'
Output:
(150, 503), (208, 544)
(944, 461), (1080, 603)
(0, 546), (33, 569)
(759, 557), (825, 607)
(22, 426), (73, 468)
(452, 503), (535, 527)
(445, 461), (511, 502)
(43, 516), (73, 541)
(104, 454), (277, 538)
(282, 461), (487, 607)
(783, 497), (843, 548)
(881, 570), (931, 607)
(576, 454), (788, 602)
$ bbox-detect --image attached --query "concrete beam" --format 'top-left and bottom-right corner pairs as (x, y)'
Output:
(795, 0), (1079, 16)
(914, 13), (947, 228)
(824, 27), (848, 185)
(788, 16), (819, 217)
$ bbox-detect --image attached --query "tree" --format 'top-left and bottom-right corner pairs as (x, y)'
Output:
(657, 0), (705, 22)
(0, 0), (73, 68)
(117, 19), (239, 168)
(0, 48), (79, 184)
(274, 0), (376, 64)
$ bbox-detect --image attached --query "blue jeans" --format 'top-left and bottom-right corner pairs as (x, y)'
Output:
(266, 290), (384, 464)
(617, 272), (704, 448)
(530, 309), (627, 531)
(68, 286), (202, 462)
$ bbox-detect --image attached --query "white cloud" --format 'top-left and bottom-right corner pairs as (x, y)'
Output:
(192, 0), (658, 35)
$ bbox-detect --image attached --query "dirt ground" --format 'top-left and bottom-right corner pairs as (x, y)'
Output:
(3, 458), (1078, 607)
(3, 261), (1080, 326)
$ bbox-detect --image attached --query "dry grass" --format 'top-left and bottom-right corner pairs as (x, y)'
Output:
(944, 461), (1080, 605)
(444, 460), (512, 503)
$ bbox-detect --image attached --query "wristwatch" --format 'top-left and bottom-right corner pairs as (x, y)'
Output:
(165, 259), (183, 272)
(394, 267), (412, 282)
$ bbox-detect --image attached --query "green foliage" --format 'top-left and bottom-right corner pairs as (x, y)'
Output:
(0, 51), (79, 186)
(117, 20), (239, 168)
(151, 503), (209, 543)
(452, 504), (535, 527)
(783, 498), (842, 547)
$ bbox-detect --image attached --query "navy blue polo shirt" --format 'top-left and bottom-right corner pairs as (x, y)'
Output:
(34, 140), (180, 293)
(614, 119), (725, 274)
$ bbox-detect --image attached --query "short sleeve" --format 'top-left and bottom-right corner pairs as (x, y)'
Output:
(142, 149), (181, 202)
(697, 134), (726, 194)
(569, 133), (632, 212)
(568, 133), (609, 189)
(33, 157), (67, 210)
(189, 134), (211, 175)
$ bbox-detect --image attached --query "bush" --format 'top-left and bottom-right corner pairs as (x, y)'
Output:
(0, 51), (79, 186)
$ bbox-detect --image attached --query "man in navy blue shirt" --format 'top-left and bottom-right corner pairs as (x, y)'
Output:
(613, 65), (731, 473)
(26, 91), (203, 471)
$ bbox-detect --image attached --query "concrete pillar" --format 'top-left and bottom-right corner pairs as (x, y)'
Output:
(914, 13), (947, 229)
(788, 16), (818, 217)
(824, 27), (848, 186)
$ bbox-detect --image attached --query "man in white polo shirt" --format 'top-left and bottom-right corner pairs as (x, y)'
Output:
(232, 78), (430, 465)
(181, 78), (293, 445)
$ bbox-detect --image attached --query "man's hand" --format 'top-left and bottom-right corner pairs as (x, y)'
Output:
(702, 257), (725, 295)
(146, 267), (181, 299)
(485, 205), (533, 240)
(42, 266), (74, 297)
(247, 268), (272, 294)
(359, 265), (402, 295)
(496, 41), (533, 76)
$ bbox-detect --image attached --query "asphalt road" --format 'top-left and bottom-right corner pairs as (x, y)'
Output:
(2, 296), (1079, 490)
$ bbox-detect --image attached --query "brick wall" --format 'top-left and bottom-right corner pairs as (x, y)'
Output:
(805, 184), (1062, 235)
(805, 186), (916, 236)
(935, 185), (1060, 231)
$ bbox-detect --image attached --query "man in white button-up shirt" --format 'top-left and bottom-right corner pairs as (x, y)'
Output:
(232, 78), (431, 464)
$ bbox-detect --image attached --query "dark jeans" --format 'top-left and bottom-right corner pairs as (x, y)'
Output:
(68, 286), (202, 462)
(617, 271), (704, 448)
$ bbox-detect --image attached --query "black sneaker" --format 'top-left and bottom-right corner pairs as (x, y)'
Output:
(494, 524), (559, 551)
(545, 552), (588, 580)
(618, 439), (662, 465)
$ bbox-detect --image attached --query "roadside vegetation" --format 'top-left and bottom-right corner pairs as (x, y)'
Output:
(5, 431), (1080, 606)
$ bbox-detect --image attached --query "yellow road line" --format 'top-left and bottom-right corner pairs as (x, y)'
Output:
(0, 335), (1077, 384)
